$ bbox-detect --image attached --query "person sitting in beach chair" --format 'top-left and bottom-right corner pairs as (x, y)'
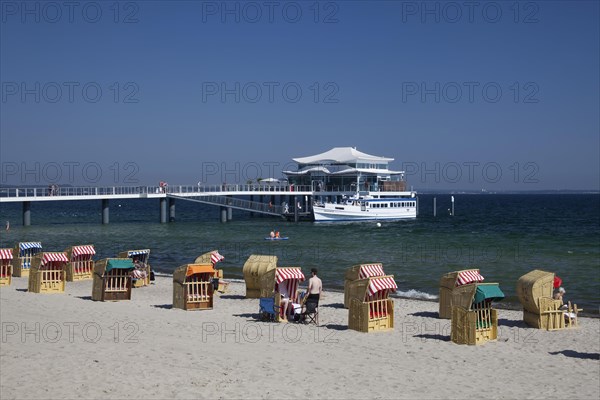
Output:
(277, 282), (293, 321)
(131, 257), (148, 283)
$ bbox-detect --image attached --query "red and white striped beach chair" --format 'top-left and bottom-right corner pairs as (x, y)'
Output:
(344, 263), (386, 308)
(347, 275), (397, 333)
(65, 244), (96, 281)
(439, 269), (485, 319)
(0, 248), (14, 286)
(28, 252), (68, 293)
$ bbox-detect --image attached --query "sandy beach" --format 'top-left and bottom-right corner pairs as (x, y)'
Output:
(1, 276), (598, 400)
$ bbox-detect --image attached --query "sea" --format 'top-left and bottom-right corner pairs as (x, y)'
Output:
(1, 194), (598, 314)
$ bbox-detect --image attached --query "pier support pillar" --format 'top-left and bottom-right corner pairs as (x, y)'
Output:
(169, 198), (176, 222)
(294, 195), (299, 223)
(220, 206), (227, 223)
(433, 197), (436, 217)
(22, 201), (31, 226)
(227, 196), (232, 221)
(160, 198), (167, 223)
(101, 199), (109, 224)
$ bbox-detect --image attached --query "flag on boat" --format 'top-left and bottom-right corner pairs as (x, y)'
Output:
(211, 251), (224, 265)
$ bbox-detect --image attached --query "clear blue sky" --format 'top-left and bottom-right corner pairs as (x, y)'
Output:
(1, 1), (598, 190)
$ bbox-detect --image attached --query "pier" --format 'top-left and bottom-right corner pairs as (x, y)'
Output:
(0, 184), (341, 225)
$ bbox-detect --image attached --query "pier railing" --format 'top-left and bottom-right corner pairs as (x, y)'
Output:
(0, 183), (408, 201)
(0, 184), (316, 199)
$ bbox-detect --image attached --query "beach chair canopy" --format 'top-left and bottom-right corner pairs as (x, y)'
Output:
(275, 267), (305, 283)
(368, 276), (397, 296)
(456, 270), (484, 286)
(0, 249), (13, 260)
(210, 251), (224, 265)
(473, 284), (505, 304)
(41, 252), (69, 266)
(72, 245), (96, 257)
(186, 264), (215, 277)
(359, 264), (385, 279)
(19, 242), (42, 255)
(345, 263), (385, 281)
(452, 283), (504, 310)
(194, 250), (217, 264)
(126, 249), (150, 257)
(105, 259), (134, 272)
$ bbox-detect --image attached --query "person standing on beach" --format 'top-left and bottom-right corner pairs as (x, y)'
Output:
(306, 268), (322, 302)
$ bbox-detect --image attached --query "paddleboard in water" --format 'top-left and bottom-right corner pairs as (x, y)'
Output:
(264, 237), (289, 240)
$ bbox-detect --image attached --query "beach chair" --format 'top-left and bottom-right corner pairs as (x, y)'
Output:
(0, 248), (14, 286)
(118, 249), (151, 287)
(92, 258), (134, 301)
(347, 275), (397, 333)
(516, 269), (581, 330)
(173, 263), (215, 310)
(343, 263), (385, 308)
(259, 266), (305, 322)
(301, 297), (319, 325)
(12, 242), (43, 277)
(242, 254), (277, 298)
(259, 297), (277, 321)
(65, 244), (96, 281)
(451, 283), (504, 345)
(28, 252), (68, 294)
(439, 269), (485, 319)
(194, 250), (228, 293)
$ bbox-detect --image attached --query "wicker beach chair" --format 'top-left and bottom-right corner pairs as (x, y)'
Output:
(194, 250), (228, 293)
(28, 252), (68, 293)
(451, 282), (504, 345)
(347, 275), (397, 333)
(65, 245), (95, 281)
(259, 266), (306, 322)
(117, 249), (151, 287)
(343, 263), (386, 308)
(439, 269), (485, 319)
(0, 248), (14, 286)
(516, 269), (580, 330)
(12, 242), (43, 277)
(92, 258), (134, 301)
(173, 263), (215, 310)
(242, 254), (277, 298)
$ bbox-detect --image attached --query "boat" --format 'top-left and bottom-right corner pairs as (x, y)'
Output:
(264, 237), (289, 241)
(312, 192), (417, 221)
(283, 147), (418, 222)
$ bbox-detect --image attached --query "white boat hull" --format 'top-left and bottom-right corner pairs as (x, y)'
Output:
(313, 198), (417, 221)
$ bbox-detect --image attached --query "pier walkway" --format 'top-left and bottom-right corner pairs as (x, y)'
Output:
(0, 184), (336, 225)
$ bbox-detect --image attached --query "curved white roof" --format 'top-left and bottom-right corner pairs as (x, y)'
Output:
(293, 147), (394, 164)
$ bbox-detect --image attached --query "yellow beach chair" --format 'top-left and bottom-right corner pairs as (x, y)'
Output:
(0, 248), (14, 286)
(28, 252), (68, 293)
(347, 275), (397, 333)
(65, 244), (96, 281)
(173, 263), (215, 310)
(451, 282), (504, 345)
(516, 269), (580, 330)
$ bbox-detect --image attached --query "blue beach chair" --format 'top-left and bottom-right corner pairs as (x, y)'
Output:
(259, 297), (277, 321)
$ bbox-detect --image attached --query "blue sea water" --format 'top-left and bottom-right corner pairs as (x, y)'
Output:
(1, 194), (598, 313)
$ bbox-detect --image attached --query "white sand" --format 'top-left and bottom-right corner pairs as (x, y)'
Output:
(1, 276), (598, 400)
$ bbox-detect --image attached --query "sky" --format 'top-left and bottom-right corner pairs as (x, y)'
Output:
(1, 0), (599, 191)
